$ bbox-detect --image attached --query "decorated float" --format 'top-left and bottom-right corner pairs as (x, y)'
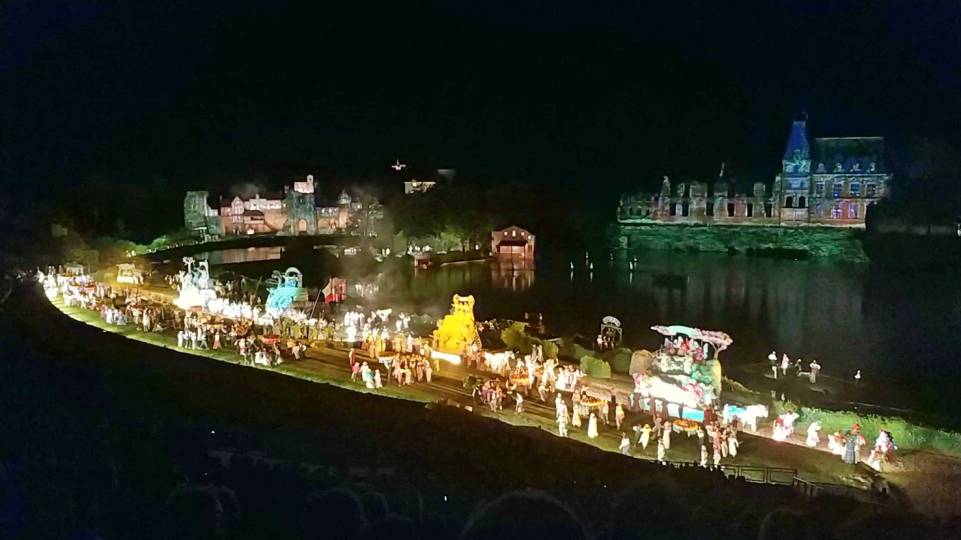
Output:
(431, 294), (482, 364)
(597, 315), (623, 350)
(173, 257), (218, 310)
(264, 267), (308, 315)
(115, 263), (145, 284)
(630, 324), (733, 422)
(64, 263), (86, 276)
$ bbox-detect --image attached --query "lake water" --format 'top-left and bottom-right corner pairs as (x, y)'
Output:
(406, 253), (961, 415)
(198, 246), (284, 265)
(397, 255), (961, 377)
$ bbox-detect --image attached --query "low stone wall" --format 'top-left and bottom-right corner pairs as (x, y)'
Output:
(612, 224), (867, 261)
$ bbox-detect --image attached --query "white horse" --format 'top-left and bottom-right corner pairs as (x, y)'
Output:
(722, 403), (769, 432)
(483, 351), (513, 376)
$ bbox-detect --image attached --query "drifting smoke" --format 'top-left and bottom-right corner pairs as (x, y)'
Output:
(229, 182), (267, 199)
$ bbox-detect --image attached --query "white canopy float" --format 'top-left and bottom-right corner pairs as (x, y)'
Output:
(650, 324), (733, 356)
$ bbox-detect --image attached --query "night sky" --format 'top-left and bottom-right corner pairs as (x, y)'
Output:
(3, 1), (960, 237)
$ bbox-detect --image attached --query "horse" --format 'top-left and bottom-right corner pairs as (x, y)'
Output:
(722, 403), (769, 432)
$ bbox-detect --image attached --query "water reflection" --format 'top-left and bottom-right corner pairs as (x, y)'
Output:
(491, 257), (535, 291)
(401, 254), (961, 390)
(199, 246), (284, 265)
(196, 245), (961, 408)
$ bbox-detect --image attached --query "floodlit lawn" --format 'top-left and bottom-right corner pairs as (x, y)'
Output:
(55, 298), (439, 404)
(50, 298), (885, 490)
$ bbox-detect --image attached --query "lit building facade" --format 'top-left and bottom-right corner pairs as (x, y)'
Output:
(184, 175), (380, 237)
(617, 115), (891, 227)
(491, 226), (535, 258)
(403, 180), (437, 194)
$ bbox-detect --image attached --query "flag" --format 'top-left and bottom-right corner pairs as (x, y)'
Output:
(322, 279), (335, 303)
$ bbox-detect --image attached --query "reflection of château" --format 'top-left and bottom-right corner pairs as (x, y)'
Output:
(617, 115), (891, 228)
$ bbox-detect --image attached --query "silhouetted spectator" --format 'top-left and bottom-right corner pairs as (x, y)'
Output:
(360, 513), (419, 540)
(835, 511), (931, 540)
(160, 485), (238, 540)
(360, 490), (390, 522)
(460, 489), (587, 540)
(302, 487), (367, 540)
(66, 531), (104, 540)
(608, 477), (690, 540)
(421, 511), (452, 540)
(758, 508), (809, 540)
(388, 486), (425, 523)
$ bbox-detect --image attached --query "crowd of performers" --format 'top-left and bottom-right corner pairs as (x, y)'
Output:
(43, 267), (903, 474)
(553, 389), (744, 468)
(465, 345), (564, 413)
(767, 412), (899, 471)
(768, 351), (823, 385)
(459, 337), (748, 468)
(53, 271), (317, 367)
(819, 423), (898, 471)
(42, 268), (439, 383)
(350, 349), (438, 390)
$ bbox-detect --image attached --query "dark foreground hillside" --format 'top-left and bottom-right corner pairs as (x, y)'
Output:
(0, 282), (953, 539)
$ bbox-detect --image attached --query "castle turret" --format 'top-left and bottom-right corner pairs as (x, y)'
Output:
(782, 113), (811, 175)
(286, 175), (318, 235)
(778, 113), (813, 223)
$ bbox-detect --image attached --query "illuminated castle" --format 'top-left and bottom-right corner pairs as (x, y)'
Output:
(617, 114), (892, 227)
(184, 175), (380, 237)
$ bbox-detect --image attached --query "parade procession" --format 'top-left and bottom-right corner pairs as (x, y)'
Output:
(35, 254), (905, 487)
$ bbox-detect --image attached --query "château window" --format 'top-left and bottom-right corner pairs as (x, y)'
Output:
(798, 196), (806, 208)
(865, 183), (877, 198)
(706, 202), (715, 216)
(727, 203), (735, 217)
(682, 202), (690, 217)
(849, 182), (861, 197)
(747, 203), (754, 217)
(849, 205), (859, 219)
(764, 203), (773, 217)
(670, 203), (678, 216)
(833, 182), (843, 198)
(831, 206), (842, 219)
(785, 196), (794, 208)
(815, 182), (825, 196)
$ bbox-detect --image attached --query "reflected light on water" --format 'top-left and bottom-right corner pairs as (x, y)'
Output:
(199, 246), (283, 265)
(491, 257), (534, 291)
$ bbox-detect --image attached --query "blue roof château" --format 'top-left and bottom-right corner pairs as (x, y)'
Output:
(617, 113), (891, 227)
(782, 113), (811, 171)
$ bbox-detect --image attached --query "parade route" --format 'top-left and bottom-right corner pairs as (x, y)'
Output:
(48, 294), (882, 493)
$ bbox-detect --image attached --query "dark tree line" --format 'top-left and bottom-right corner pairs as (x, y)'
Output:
(870, 138), (961, 231)
(390, 178), (611, 255)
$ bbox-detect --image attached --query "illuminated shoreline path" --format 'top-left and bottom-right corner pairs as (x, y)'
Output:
(37, 268), (943, 513)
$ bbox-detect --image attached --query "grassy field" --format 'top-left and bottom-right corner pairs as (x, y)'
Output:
(723, 373), (961, 461)
(788, 404), (961, 460)
(614, 224), (867, 261)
